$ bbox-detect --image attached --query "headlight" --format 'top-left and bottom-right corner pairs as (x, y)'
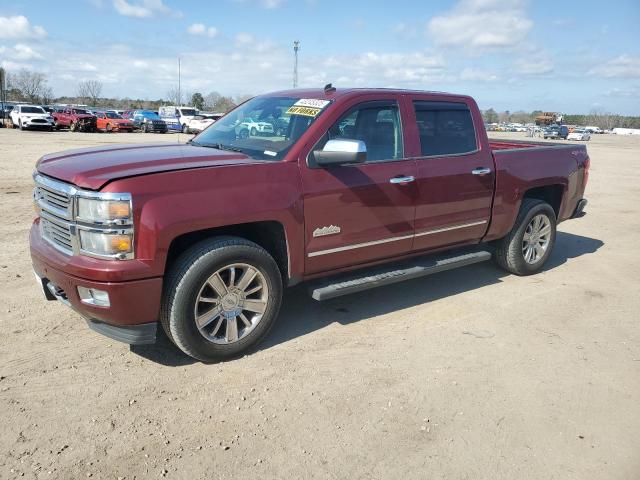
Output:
(79, 230), (133, 258)
(77, 197), (132, 224)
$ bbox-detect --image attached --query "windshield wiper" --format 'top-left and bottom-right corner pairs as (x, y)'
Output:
(209, 143), (244, 152)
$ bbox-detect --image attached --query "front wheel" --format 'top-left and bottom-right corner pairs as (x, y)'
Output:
(161, 237), (283, 362)
(494, 198), (556, 276)
(182, 124), (189, 134)
(70, 121), (77, 132)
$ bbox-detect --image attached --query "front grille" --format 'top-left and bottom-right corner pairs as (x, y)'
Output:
(32, 119), (48, 124)
(35, 182), (73, 219)
(41, 213), (74, 254)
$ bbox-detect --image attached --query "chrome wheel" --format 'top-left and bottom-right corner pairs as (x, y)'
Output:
(522, 214), (551, 264)
(194, 263), (269, 344)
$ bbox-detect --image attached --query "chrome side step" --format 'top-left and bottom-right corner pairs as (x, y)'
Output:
(309, 250), (492, 301)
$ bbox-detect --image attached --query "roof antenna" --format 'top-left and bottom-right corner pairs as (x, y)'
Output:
(324, 83), (336, 94)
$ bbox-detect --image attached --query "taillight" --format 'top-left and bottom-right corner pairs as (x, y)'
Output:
(584, 156), (590, 188)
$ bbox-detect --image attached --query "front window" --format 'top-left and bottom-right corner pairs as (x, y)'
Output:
(179, 108), (197, 116)
(22, 106), (46, 114)
(73, 108), (88, 115)
(193, 95), (332, 160)
(106, 112), (123, 119)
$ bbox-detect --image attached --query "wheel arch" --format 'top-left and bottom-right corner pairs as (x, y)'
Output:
(522, 184), (564, 219)
(165, 221), (290, 285)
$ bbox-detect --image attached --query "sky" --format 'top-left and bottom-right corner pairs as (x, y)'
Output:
(1, 0), (639, 114)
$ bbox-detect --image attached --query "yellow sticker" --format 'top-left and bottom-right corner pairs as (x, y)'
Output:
(286, 105), (322, 117)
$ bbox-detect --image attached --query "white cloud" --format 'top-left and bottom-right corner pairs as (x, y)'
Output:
(112, 0), (181, 18)
(605, 86), (640, 98)
(589, 55), (640, 78)
(235, 33), (254, 45)
(232, 0), (285, 8)
(514, 54), (553, 75)
(187, 23), (218, 38)
(427, 0), (532, 50)
(459, 67), (500, 82)
(0, 15), (46, 39)
(0, 43), (43, 61)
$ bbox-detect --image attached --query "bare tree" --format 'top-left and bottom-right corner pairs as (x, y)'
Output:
(40, 86), (55, 105)
(165, 86), (181, 105)
(76, 80), (103, 106)
(204, 91), (221, 110)
(10, 69), (48, 103)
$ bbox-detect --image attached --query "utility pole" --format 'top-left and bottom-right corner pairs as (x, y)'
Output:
(178, 57), (181, 106)
(293, 40), (300, 88)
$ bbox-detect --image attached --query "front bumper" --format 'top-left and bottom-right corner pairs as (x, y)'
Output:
(23, 119), (54, 128)
(31, 223), (161, 344)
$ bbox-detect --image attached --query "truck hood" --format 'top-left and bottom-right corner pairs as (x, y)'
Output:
(36, 142), (254, 190)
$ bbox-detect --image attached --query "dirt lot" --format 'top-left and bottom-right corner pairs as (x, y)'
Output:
(0, 128), (638, 479)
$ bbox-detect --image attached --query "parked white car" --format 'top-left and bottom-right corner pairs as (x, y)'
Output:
(158, 105), (199, 133)
(187, 113), (223, 134)
(235, 117), (274, 138)
(10, 105), (54, 131)
(567, 129), (591, 141)
(584, 126), (602, 134)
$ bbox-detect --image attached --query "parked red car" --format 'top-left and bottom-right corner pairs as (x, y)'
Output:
(30, 87), (589, 361)
(53, 107), (97, 132)
(95, 111), (134, 132)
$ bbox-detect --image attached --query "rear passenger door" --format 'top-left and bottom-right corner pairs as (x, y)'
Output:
(408, 99), (494, 252)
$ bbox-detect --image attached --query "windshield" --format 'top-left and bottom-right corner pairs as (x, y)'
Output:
(73, 109), (88, 114)
(23, 106), (46, 114)
(106, 112), (123, 119)
(179, 108), (197, 116)
(193, 96), (331, 160)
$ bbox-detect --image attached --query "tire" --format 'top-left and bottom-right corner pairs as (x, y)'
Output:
(19, 120), (24, 130)
(182, 124), (189, 134)
(48, 126), (53, 132)
(161, 236), (283, 362)
(250, 127), (257, 136)
(106, 123), (112, 133)
(494, 198), (557, 276)
(143, 123), (149, 133)
(70, 121), (77, 132)
(238, 129), (249, 139)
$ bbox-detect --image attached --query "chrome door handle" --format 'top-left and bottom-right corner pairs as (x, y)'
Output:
(390, 176), (415, 184)
(471, 167), (491, 176)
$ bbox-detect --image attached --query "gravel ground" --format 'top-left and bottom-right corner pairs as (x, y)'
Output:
(0, 128), (638, 480)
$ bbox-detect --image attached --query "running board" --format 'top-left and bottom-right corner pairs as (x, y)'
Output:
(309, 250), (492, 301)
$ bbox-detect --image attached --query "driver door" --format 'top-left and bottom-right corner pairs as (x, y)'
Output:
(300, 98), (417, 275)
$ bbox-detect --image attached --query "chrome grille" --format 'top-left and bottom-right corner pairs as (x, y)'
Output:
(40, 213), (74, 254)
(34, 174), (76, 255)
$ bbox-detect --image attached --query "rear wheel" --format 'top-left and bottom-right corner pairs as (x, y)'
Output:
(161, 237), (283, 362)
(494, 198), (556, 276)
(250, 127), (257, 136)
(70, 121), (77, 132)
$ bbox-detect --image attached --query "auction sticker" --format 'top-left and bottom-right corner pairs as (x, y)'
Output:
(286, 98), (331, 117)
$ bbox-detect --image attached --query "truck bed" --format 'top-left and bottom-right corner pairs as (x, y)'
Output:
(490, 138), (563, 151)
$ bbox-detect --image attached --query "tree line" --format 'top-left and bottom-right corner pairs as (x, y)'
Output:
(2, 68), (639, 127)
(1, 68), (246, 113)
(482, 107), (640, 130)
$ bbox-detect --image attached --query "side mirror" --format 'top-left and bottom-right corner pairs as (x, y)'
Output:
(315, 139), (367, 167)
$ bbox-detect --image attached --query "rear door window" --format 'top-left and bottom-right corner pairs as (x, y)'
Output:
(413, 101), (477, 156)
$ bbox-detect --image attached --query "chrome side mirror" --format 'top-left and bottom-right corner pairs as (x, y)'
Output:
(315, 139), (367, 166)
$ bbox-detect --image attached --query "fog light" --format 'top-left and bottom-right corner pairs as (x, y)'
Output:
(77, 286), (110, 307)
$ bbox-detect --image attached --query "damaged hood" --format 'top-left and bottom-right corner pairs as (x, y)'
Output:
(36, 142), (255, 190)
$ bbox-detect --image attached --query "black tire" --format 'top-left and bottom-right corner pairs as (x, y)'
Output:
(70, 121), (77, 132)
(106, 123), (112, 133)
(238, 129), (249, 139)
(161, 236), (283, 362)
(19, 120), (24, 130)
(143, 122), (149, 133)
(494, 198), (557, 276)
(182, 124), (189, 134)
(250, 127), (257, 136)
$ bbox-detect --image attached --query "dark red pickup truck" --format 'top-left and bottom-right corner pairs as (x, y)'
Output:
(30, 87), (589, 361)
(53, 107), (97, 132)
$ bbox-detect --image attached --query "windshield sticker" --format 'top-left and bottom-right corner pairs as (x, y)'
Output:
(286, 98), (331, 118)
(263, 150), (277, 157)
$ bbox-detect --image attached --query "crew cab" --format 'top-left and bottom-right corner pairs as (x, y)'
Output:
(94, 111), (135, 132)
(10, 104), (54, 131)
(53, 107), (97, 132)
(30, 87), (589, 362)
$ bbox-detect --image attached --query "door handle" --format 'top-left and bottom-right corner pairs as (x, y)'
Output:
(471, 167), (491, 176)
(389, 176), (415, 185)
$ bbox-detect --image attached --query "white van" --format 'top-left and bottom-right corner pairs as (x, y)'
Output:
(158, 106), (199, 133)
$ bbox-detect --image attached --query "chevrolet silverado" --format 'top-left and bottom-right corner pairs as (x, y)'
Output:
(30, 87), (589, 361)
